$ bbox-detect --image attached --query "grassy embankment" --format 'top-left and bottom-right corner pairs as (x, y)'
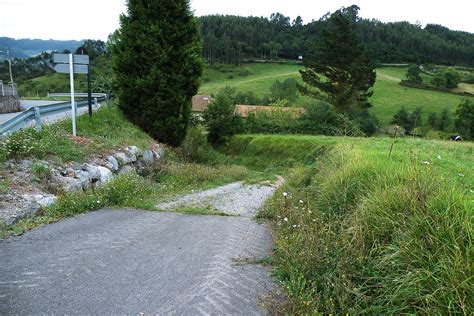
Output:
(199, 63), (473, 125)
(0, 104), (265, 237)
(222, 134), (473, 314)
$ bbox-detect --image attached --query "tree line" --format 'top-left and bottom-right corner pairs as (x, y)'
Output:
(199, 13), (474, 66)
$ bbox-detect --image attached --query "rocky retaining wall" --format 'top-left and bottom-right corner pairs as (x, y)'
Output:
(0, 144), (164, 225)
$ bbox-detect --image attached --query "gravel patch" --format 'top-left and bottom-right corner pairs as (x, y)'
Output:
(157, 177), (284, 217)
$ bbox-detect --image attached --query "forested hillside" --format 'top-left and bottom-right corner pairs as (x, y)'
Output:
(0, 37), (82, 59)
(199, 12), (474, 66)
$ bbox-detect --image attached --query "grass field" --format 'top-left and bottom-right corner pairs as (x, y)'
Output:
(199, 63), (472, 125)
(223, 134), (473, 313)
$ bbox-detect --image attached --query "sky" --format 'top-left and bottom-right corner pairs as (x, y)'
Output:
(0, 0), (473, 41)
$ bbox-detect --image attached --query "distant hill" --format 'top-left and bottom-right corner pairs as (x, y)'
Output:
(0, 37), (83, 59)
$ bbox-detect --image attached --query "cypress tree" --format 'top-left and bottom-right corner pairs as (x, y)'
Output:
(299, 5), (376, 114)
(111, 0), (202, 146)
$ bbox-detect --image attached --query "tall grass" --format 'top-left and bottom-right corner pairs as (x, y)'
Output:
(226, 134), (473, 314)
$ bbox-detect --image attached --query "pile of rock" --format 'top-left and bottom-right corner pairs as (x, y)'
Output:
(0, 144), (164, 225)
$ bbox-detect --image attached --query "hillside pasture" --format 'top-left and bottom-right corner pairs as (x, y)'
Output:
(199, 63), (471, 125)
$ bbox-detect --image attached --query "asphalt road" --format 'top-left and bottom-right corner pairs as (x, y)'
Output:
(0, 209), (274, 315)
(0, 100), (99, 125)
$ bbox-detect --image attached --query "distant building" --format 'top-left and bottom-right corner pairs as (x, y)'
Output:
(192, 95), (213, 112)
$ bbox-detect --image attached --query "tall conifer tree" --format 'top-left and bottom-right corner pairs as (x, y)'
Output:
(299, 5), (376, 114)
(111, 0), (202, 146)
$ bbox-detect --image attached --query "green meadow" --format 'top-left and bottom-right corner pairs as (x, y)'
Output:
(199, 63), (472, 125)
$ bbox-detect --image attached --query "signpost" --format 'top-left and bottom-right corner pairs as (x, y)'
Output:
(53, 53), (90, 136)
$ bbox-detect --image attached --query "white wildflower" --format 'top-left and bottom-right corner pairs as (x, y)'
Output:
(283, 217), (288, 222)
(299, 200), (304, 204)
(283, 192), (288, 197)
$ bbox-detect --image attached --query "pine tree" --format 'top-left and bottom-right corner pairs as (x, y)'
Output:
(299, 5), (376, 114)
(111, 0), (202, 146)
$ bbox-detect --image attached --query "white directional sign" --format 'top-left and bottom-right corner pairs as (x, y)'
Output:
(53, 54), (89, 65)
(52, 53), (91, 137)
(54, 63), (88, 74)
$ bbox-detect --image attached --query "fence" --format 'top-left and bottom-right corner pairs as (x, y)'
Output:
(0, 96), (106, 135)
(0, 80), (18, 97)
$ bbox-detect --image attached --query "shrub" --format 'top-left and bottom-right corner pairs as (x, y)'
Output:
(455, 99), (474, 140)
(391, 107), (423, 134)
(233, 91), (260, 105)
(406, 64), (422, 83)
(431, 70), (461, 89)
(352, 110), (380, 136)
(268, 78), (300, 104)
(181, 126), (225, 164)
(203, 86), (243, 144)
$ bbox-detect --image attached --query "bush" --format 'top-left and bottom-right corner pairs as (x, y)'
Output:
(233, 91), (260, 105)
(352, 110), (380, 136)
(391, 106), (423, 134)
(406, 64), (422, 83)
(431, 70), (461, 89)
(455, 99), (474, 140)
(268, 78), (300, 104)
(181, 126), (224, 164)
(242, 102), (365, 137)
(203, 86), (243, 144)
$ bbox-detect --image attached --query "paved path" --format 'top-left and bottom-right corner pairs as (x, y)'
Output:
(1, 181), (280, 314)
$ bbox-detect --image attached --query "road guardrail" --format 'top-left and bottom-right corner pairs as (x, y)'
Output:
(0, 96), (106, 135)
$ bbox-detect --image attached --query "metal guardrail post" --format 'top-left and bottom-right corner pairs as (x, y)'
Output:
(1, 82), (4, 96)
(94, 97), (98, 106)
(34, 107), (42, 130)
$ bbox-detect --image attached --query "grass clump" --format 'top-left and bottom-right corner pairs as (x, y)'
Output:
(252, 138), (473, 314)
(0, 102), (154, 164)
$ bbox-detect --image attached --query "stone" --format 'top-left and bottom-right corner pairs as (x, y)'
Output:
(114, 152), (131, 165)
(127, 146), (142, 158)
(51, 173), (83, 192)
(152, 144), (164, 161)
(59, 167), (75, 177)
(84, 164), (101, 182)
(142, 150), (154, 163)
(96, 166), (113, 185)
(75, 170), (91, 190)
(104, 161), (115, 172)
(118, 165), (135, 175)
(36, 194), (57, 207)
(106, 156), (120, 171)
